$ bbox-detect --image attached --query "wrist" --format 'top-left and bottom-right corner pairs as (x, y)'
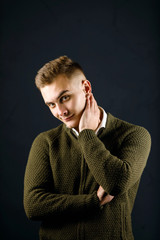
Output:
(79, 127), (88, 132)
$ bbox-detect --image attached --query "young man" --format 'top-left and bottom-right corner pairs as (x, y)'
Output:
(24, 56), (151, 240)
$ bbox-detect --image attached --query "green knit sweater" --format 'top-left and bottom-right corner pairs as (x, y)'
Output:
(24, 113), (151, 240)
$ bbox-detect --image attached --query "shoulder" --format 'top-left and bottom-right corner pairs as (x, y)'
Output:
(31, 124), (65, 148)
(107, 112), (151, 147)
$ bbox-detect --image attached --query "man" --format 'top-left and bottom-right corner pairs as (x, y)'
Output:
(24, 56), (151, 240)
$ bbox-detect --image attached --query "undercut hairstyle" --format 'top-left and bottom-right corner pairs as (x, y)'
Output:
(35, 56), (84, 89)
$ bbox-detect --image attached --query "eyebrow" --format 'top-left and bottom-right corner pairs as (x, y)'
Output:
(45, 90), (69, 105)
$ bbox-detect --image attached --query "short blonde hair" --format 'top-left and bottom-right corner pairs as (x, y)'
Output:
(35, 56), (84, 89)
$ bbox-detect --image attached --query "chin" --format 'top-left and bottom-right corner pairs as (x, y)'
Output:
(65, 120), (79, 130)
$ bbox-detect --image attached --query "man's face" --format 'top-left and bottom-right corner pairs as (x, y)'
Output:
(40, 73), (91, 131)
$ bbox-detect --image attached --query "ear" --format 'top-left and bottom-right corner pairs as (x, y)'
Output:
(82, 80), (92, 94)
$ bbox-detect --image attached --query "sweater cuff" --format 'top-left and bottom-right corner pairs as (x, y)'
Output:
(68, 191), (100, 214)
(91, 191), (100, 209)
(78, 129), (96, 142)
(85, 191), (101, 213)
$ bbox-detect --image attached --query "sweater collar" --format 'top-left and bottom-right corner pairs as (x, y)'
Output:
(63, 112), (115, 140)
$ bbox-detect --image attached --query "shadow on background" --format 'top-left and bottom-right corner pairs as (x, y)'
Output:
(0, 0), (159, 239)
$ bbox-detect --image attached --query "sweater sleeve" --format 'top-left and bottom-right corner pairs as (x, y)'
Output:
(23, 133), (99, 221)
(78, 126), (151, 196)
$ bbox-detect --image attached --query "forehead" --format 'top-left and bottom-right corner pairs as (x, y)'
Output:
(40, 73), (84, 102)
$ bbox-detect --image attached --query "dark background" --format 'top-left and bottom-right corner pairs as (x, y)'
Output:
(0, 0), (159, 239)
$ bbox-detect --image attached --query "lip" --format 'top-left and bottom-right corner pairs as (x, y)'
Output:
(63, 114), (74, 122)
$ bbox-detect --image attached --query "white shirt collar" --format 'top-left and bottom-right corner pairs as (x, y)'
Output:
(71, 107), (107, 137)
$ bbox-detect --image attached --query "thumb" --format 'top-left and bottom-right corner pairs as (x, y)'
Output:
(97, 186), (106, 201)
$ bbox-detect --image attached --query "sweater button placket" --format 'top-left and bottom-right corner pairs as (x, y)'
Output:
(77, 155), (86, 240)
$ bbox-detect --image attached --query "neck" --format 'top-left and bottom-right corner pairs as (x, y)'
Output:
(95, 107), (103, 131)
(99, 107), (103, 122)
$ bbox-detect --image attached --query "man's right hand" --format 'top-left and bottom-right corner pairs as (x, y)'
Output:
(97, 185), (114, 206)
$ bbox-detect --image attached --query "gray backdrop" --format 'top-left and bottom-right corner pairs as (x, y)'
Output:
(1, 0), (159, 239)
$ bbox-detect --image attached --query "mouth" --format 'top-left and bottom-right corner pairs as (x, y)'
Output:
(63, 114), (74, 122)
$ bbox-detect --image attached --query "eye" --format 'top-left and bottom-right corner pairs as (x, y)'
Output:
(49, 103), (55, 108)
(60, 95), (70, 103)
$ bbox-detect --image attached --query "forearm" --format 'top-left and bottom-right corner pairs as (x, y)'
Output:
(23, 187), (99, 221)
(78, 128), (151, 196)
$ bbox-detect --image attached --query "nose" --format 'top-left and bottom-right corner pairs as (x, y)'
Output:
(56, 104), (68, 117)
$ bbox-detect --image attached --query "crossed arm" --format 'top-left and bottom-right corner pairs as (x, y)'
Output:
(24, 93), (151, 221)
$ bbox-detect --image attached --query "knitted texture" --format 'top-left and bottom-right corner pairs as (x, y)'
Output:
(24, 113), (151, 240)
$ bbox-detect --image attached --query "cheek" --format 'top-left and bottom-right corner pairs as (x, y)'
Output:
(50, 108), (57, 118)
(74, 95), (86, 112)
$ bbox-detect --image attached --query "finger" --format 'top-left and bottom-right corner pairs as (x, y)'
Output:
(99, 191), (105, 201)
(101, 195), (114, 206)
(90, 93), (98, 112)
(84, 94), (88, 109)
(89, 93), (93, 108)
(86, 94), (90, 109)
(93, 96), (98, 111)
(97, 186), (106, 201)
